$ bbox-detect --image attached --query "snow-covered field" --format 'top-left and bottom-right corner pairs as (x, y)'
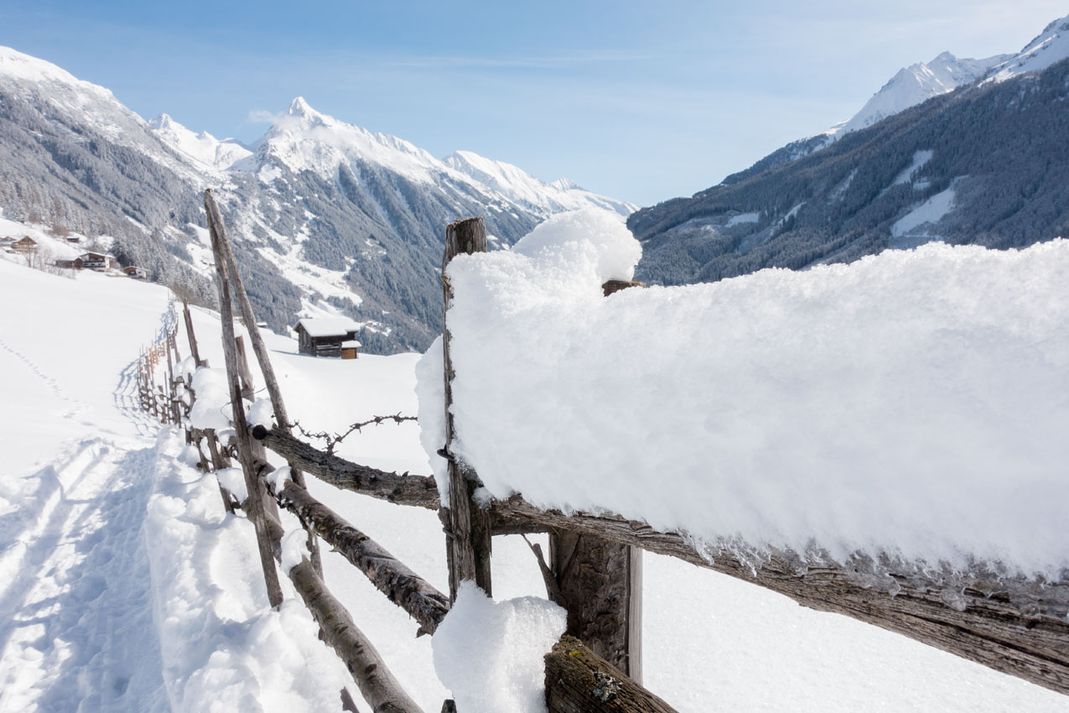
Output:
(0, 234), (1066, 712)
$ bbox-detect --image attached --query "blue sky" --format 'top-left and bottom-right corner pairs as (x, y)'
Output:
(0, 0), (1064, 205)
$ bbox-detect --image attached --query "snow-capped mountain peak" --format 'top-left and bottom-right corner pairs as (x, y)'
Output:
(149, 113), (251, 171)
(288, 95), (318, 118)
(986, 15), (1069, 83)
(257, 96), (442, 183)
(837, 51), (1008, 134)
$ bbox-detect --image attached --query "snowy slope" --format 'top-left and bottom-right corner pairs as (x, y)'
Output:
(444, 150), (635, 217)
(987, 14), (1069, 82)
(148, 113), (251, 171)
(0, 46), (208, 183)
(0, 259), (173, 712)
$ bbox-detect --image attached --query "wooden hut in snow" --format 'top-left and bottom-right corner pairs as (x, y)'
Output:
(11, 236), (38, 253)
(294, 317), (360, 358)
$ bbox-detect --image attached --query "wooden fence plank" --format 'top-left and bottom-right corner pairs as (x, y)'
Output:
(497, 498), (1069, 697)
(277, 479), (451, 634)
(550, 533), (642, 679)
(548, 278), (645, 680)
(182, 300), (206, 368)
(252, 388), (1069, 694)
(248, 419), (1069, 696)
(287, 557), (423, 713)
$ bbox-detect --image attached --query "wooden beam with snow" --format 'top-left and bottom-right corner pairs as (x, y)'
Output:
(277, 479), (451, 635)
(441, 217), (493, 599)
(495, 497), (1069, 697)
(252, 425), (440, 509)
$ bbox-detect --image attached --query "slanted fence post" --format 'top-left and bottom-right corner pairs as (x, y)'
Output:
(547, 279), (645, 680)
(441, 217), (493, 599)
(204, 189), (284, 608)
(206, 189), (323, 575)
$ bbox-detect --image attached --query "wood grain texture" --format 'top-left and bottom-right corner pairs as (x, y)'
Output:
(545, 636), (677, 713)
(550, 533), (642, 679)
(441, 217), (493, 599)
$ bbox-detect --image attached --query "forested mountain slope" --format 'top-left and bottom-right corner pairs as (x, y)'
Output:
(630, 56), (1069, 285)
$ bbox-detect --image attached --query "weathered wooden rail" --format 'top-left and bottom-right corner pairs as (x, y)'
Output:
(132, 195), (1069, 712)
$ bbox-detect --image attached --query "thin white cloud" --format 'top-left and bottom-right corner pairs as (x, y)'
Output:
(382, 50), (649, 70)
(247, 108), (281, 124)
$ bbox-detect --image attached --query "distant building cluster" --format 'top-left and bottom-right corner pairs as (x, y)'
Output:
(1, 235), (146, 279)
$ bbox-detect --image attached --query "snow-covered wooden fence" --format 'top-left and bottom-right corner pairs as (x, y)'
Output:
(134, 194), (1069, 711)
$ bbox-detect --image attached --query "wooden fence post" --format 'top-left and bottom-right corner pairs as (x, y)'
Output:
(441, 217), (493, 599)
(547, 279), (645, 680)
(235, 336), (256, 402)
(549, 534), (642, 680)
(183, 300), (206, 368)
(204, 190), (284, 608)
(205, 189), (322, 575)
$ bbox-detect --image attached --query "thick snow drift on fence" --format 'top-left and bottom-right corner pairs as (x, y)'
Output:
(432, 582), (566, 713)
(417, 209), (1069, 575)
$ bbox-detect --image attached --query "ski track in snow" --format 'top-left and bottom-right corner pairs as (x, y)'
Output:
(0, 302), (172, 713)
(0, 440), (168, 713)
